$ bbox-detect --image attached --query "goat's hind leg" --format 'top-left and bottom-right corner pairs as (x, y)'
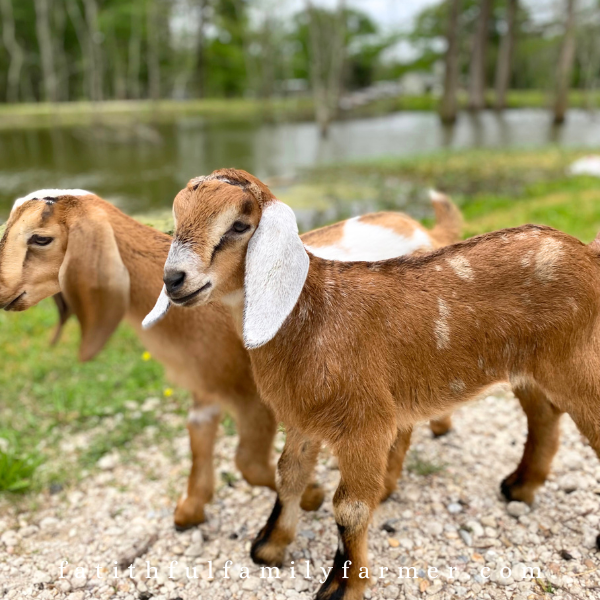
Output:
(501, 383), (563, 505)
(174, 397), (222, 529)
(381, 427), (412, 502)
(235, 396), (324, 511)
(251, 428), (321, 567)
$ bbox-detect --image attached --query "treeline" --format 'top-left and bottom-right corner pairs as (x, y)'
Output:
(0, 0), (598, 129)
(0, 0), (397, 104)
(435, 0), (600, 123)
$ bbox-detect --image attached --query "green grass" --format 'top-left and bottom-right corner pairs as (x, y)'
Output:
(0, 299), (181, 494)
(307, 146), (600, 243)
(406, 451), (446, 476)
(0, 90), (597, 130)
(2, 144), (599, 497)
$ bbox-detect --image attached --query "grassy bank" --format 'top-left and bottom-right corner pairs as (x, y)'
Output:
(1, 145), (599, 498)
(0, 90), (597, 129)
(304, 147), (600, 242)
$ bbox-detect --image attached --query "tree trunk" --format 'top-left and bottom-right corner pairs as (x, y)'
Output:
(194, 0), (209, 98)
(439, 0), (462, 124)
(146, 0), (161, 101)
(306, 0), (346, 138)
(128, 1), (142, 99)
(553, 0), (577, 124)
(65, 0), (91, 100)
(34, 0), (58, 102)
(0, 0), (25, 103)
(494, 0), (517, 110)
(468, 0), (493, 110)
(82, 0), (103, 102)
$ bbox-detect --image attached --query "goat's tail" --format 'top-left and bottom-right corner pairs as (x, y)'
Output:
(429, 190), (463, 245)
(590, 230), (600, 255)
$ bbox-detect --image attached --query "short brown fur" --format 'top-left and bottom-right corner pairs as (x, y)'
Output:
(167, 169), (600, 600)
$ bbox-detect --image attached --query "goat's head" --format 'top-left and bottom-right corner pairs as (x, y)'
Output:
(0, 190), (130, 360)
(151, 169), (308, 348)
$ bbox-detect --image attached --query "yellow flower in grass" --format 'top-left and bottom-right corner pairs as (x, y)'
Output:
(164, 388), (173, 397)
(142, 351), (152, 361)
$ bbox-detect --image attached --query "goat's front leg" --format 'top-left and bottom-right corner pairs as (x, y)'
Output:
(317, 439), (391, 600)
(174, 398), (222, 530)
(251, 428), (320, 567)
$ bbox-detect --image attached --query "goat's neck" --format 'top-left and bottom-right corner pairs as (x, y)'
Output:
(220, 289), (245, 340)
(105, 207), (171, 324)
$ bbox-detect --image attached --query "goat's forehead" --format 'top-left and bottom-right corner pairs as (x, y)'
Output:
(11, 189), (93, 215)
(175, 182), (249, 220)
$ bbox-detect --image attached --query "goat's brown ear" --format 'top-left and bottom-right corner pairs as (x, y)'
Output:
(50, 293), (72, 346)
(58, 216), (130, 362)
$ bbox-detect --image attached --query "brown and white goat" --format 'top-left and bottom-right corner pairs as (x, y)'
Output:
(152, 168), (600, 600)
(0, 188), (459, 529)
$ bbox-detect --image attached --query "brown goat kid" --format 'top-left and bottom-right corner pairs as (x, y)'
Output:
(154, 169), (600, 600)
(0, 188), (459, 529)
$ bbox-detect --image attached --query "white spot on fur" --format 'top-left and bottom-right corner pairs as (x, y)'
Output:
(535, 238), (563, 282)
(447, 255), (473, 280)
(477, 356), (485, 370)
(12, 189), (92, 213)
(509, 373), (532, 389)
(434, 298), (450, 350)
(520, 250), (535, 267)
(449, 379), (465, 394)
(435, 265), (442, 271)
(305, 218), (432, 261)
(244, 201), (309, 349)
(188, 405), (221, 425)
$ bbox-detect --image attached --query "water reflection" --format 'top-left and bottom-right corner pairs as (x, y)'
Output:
(1, 108), (598, 219)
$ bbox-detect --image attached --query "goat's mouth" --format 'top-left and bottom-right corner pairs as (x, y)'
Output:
(2, 291), (26, 311)
(169, 281), (212, 307)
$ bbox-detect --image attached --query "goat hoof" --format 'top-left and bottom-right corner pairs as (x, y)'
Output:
(596, 534), (600, 551)
(316, 577), (361, 600)
(500, 476), (535, 505)
(300, 482), (325, 512)
(431, 427), (451, 438)
(173, 496), (207, 530)
(250, 536), (285, 567)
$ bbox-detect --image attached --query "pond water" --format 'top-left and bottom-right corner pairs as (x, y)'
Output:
(1, 108), (599, 219)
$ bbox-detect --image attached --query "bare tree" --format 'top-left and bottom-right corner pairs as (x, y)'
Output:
(553, 0), (577, 124)
(34, 0), (59, 102)
(0, 0), (24, 103)
(128, 0), (142, 99)
(494, 0), (518, 110)
(468, 0), (493, 110)
(82, 0), (103, 101)
(194, 0), (209, 98)
(146, 0), (161, 101)
(439, 0), (462, 124)
(65, 0), (91, 100)
(305, 0), (346, 137)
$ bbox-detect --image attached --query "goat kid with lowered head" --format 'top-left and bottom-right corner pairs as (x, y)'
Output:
(0, 187), (460, 528)
(151, 169), (600, 600)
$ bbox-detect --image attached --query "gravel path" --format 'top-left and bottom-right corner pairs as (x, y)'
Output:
(1, 387), (600, 600)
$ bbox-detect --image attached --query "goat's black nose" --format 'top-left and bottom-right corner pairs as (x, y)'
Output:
(164, 270), (186, 294)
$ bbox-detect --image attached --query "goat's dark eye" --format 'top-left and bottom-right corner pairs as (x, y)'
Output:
(29, 235), (53, 246)
(231, 221), (250, 234)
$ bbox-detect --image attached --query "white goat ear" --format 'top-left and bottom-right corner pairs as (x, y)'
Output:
(142, 285), (171, 330)
(243, 201), (309, 349)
